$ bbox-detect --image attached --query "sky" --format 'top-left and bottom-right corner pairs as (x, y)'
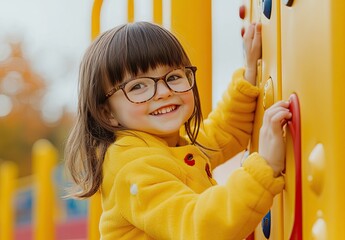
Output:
(0, 0), (244, 123)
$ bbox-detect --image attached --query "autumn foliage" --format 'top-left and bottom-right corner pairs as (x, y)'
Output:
(0, 41), (74, 177)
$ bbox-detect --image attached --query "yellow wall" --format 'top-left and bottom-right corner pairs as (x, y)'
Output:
(281, 0), (345, 238)
(245, 0), (345, 239)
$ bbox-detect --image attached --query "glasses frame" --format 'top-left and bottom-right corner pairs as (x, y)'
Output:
(105, 66), (197, 104)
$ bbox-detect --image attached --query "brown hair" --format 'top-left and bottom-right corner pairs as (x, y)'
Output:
(64, 22), (203, 198)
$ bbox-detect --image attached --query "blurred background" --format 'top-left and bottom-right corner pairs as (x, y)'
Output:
(0, 0), (244, 239)
(0, 0), (243, 177)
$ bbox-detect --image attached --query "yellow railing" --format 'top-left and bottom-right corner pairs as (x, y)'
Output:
(0, 139), (58, 240)
(0, 161), (18, 240)
(32, 139), (58, 240)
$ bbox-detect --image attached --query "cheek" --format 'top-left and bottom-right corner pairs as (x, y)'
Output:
(182, 92), (195, 115)
(127, 104), (148, 116)
(114, 101), (148, 124)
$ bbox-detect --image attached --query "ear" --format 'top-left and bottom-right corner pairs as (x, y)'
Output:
(100, 104), (119, 127)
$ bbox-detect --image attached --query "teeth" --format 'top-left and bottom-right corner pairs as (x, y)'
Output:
(151, 105), (176, 115)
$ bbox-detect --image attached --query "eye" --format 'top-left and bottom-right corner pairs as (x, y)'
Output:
(166, 69), (185, 82)
(128, 83), (146, 91)
(166, 75), (181, 82)
(125, 78), (152, 93)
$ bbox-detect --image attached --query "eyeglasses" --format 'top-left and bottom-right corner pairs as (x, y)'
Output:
(105, 66), (197, 104)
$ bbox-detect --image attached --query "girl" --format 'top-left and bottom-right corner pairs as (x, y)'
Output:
(65, 21), (291, 239)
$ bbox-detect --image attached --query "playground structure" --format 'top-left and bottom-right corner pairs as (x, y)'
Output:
(241, 0), (345, 239)
(0, 139), (88, 240)
(1, 0), (345, 239)
(0, 0), (213, 239)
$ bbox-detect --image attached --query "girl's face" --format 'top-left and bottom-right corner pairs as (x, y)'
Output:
(106, 65), (195, 146)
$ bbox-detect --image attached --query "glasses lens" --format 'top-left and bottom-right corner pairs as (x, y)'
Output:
(124, 78), (155, 103)
(165, 68), (195, 92)
(123, 67), (195, 103)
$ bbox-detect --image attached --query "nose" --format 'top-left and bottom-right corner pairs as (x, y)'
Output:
(153, 79), (172, 100)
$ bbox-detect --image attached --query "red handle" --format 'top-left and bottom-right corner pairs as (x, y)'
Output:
(288, 93), (303, 239)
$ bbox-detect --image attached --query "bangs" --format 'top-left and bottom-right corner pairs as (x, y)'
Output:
(104, 22), (191, 85)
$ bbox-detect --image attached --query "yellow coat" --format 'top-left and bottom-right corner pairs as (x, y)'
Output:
(100, 69), (284, 239)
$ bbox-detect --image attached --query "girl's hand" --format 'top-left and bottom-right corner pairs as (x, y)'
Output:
(258, 101), (292, 177)
(243, 23), (262, 85)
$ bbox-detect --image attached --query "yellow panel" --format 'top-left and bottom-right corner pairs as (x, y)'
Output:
(281, 0), (345, 239)
(330, 1), (345, 236)
(250, 0), (282, 153)
(248, 0), (284, 239)
(242, 0), (345, 239)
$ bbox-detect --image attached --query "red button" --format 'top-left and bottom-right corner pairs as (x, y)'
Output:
(239, 5), (246, 19)
(184, 153), (195, 166)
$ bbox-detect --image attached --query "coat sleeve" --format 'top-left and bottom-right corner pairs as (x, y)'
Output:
(198, 68), (259, 167)
(114, 153), (284, 240)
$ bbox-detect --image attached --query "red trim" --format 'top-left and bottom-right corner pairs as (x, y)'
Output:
(288, 93), (303, 239)
(246, 232), (255, 240)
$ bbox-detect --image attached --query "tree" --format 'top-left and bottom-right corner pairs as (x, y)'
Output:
(0, 40), (74, 177)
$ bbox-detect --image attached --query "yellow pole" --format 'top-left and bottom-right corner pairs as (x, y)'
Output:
(32, 139), (57, 240)
(171, 0), (212, 116)
(128, 0), (134, 22)
(91, 0), (103, 40)
(88, 192), (102, 240)
(153, 0), (162, 24)
(89, 1), (104, 239)
(0, 161), (18, 240)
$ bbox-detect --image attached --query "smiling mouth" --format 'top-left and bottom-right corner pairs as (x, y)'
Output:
(150, 105), (178, 115)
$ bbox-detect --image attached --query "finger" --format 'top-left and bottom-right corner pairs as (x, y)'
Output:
(255, 22), (262, 33)
(263, 102), (291, 124)
(264, 101), (290, 118)
(269, 100), (290, 109)
(263, 108), (291, 126)
(265, 107), (290, 119)
(281, 119), (287, 128)
(243, 23), (255, 41)
(243, 24), (255, 48)
(270, 111), (292, 131)
(252, 23), (262, 55)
